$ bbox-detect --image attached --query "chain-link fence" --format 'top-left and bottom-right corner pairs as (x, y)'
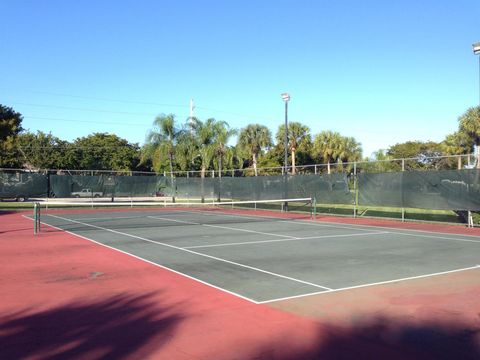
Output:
(2, 154), (480, 224)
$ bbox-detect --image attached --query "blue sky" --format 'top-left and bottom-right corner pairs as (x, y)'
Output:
(1, 0), (479, 157)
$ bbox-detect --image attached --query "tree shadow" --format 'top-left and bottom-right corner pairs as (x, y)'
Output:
(0, 292), (184, 359)
(0, 210), (18, 216)
(252, 316), (480, 360)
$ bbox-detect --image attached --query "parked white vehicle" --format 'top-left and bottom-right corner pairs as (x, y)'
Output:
(71, 189), (103, 198)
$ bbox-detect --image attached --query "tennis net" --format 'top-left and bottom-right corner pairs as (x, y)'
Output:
(33, 197), (314, 233)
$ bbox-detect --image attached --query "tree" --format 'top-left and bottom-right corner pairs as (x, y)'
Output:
(0, 105), (23, 168)
(0, 104), (23, 141)
(238, 124), (272, 176)
(212, 121), (237, 177)
(16, 131), (77, 170)
(190, 118), (217, 178)
(175, 131), (197, 173)
(336, 136), (363, 166)
(363, 149), (399, 172)
(387, 141), (444, 170)
(442, 132), (473, 169)
(312, 131), (362, 174)
(276, 122), (311, 174)
(312, 131), (341, 174)
(458, 106), (480, 169)
(144, 114), (183, 175)
(74, 133), (141, 171)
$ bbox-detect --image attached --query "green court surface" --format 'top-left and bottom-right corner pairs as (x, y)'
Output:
(35, 207), (480, 303)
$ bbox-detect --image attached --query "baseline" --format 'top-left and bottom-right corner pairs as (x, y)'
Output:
(258, 264), (480, 304)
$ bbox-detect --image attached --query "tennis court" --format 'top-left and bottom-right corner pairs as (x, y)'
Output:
(31, 199), (480, 304)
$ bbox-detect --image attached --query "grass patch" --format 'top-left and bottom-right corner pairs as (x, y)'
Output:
(0, 201), (36, 211)
(315, 203), (462, 224)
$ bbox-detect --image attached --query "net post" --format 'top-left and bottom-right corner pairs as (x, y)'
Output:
(37, 203), (41, 233)
(33, 203), (37, 235)
(33, 202), (40, 235)
(312, 197), (317, 220)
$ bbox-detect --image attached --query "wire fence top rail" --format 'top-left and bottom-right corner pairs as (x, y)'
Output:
(0, 152), (477, 177)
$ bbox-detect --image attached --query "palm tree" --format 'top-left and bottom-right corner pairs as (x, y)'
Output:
(191, 118), (217, 178)
(312, 131), (362, 174)
(337, 136), (363, 165)
(312, 131), (342, 174)
(442, 132), (473, 169)
(276, 122), (311, 174)
(144, 114), (182, 177)
(238, 124), (272, 176)
(175, 131), (197, 173)
(458, 106), (480, 169)
(213, 121), (237, 177)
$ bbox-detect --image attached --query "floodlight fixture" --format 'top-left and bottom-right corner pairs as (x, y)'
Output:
(473, 42), (480, 55)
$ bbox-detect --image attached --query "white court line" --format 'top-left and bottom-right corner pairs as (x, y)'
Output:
(147, 216), (298, 239)
(23, 213), (479, 305)
(177, 208), (480, 242)
(184, 231), (389, 249)
(146, 216), (200, 225)
(45, 214), (333, 291)
(172, 208), (375, 232)
(61, 215), (147, 222)
(258, 264), (480, 304)
(23, 215), (259, 304)
(297, 219), (480, 239)
(393, 231), (480, 244)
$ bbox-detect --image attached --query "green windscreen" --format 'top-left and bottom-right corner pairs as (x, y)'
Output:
(358, 169), (480, 210)
(50, 175), (166, 198)
(0, 172), (48, 199)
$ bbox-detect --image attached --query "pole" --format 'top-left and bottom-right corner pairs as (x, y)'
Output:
(284, 99), (289, 211)
(477, 55), (480, 106)
(284, 100), (288, 175)
(401, 158), (405, 222)
(33, 203), (37, 235)
(353, 162), (357, 218)
(189, 98), (195, 132)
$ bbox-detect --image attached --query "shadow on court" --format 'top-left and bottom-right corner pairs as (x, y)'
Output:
(0, 210), (19, 216)
(252, 316), (480, 360)
(0, 292), (184, 359)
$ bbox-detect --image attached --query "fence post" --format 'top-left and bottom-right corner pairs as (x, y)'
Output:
(353, 162), (357, 218)
(401, 159), (405, 222)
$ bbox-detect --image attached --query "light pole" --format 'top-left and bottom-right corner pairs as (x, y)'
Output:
(469, 43), (480, 227)
(281, 93), (290, 210)
(474, 42), (480, 105)
(281, 93), (290, 174)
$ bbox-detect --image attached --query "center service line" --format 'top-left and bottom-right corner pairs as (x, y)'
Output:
(46, 214), (333, 291)
(147, 215), (299, 239)
(184, 231), (389, 249)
